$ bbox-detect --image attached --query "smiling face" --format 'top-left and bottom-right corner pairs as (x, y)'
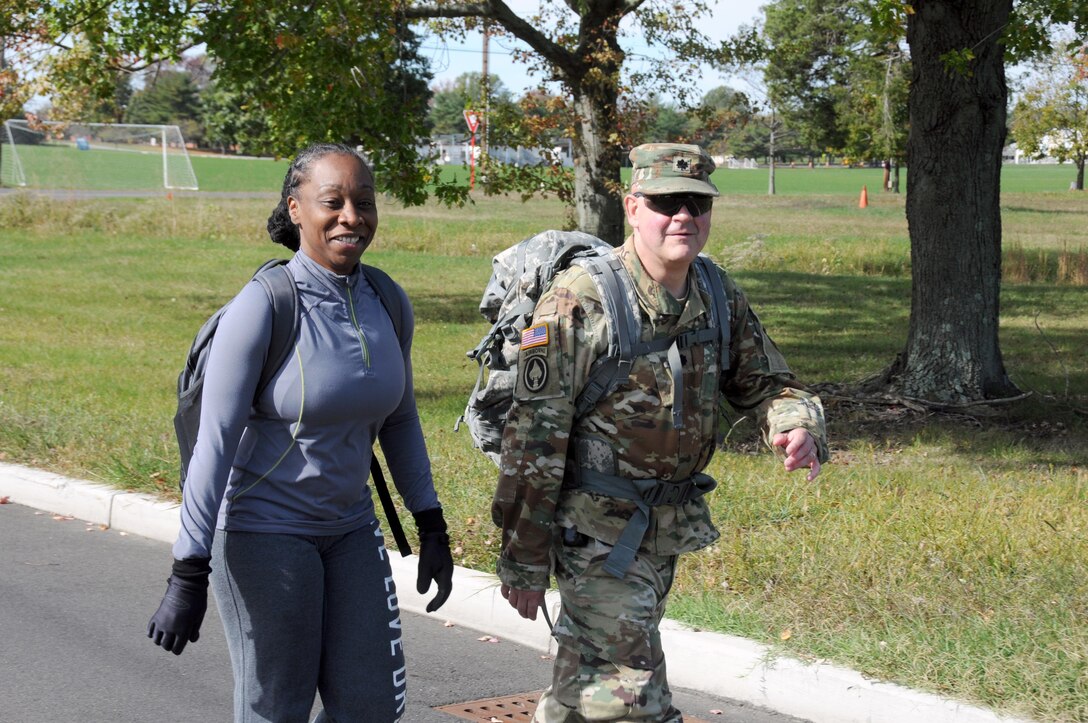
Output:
(287, 153), (377, 275)
(624, 191), (712, 279)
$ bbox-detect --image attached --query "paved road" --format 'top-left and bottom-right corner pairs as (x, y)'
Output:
(1, 501), (804, 722)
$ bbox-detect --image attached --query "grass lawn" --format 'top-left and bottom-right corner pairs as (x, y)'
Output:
(1, 142), (291, 193)
(1, 164), (1086, 722)
(7, 141), (1084, 197)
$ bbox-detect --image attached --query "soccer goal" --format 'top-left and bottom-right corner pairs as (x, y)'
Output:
(1, 120), (199, 191)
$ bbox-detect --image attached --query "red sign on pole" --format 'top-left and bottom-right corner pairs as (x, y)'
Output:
(464, 109), (480, 189)
(463, 110), (480, 134)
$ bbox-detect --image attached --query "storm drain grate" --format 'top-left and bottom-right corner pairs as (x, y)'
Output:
(434, 691), (541, 720)
(434, 691), (710, 722)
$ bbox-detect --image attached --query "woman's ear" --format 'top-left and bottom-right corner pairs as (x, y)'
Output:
(287, 196), (300, 225)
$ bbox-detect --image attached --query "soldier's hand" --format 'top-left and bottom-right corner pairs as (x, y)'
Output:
(500, 584), (546, 621)
(773, 428), (822, 481)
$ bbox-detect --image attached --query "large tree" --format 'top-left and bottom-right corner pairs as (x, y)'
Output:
(200, 2), (454, 205)
(760, 0), (860, 155)
(1012, 40), (1088, 190)
(687, 85), (756, 158)
(884, 0), (1018, 401)
(200, 77), (275, 156)
(748, 0), (1087, 402)
(405, 1), (730, 244)
(875, 0), (1088, 402)
(760, 0), (909, 178)
(125, 69), (203, 143)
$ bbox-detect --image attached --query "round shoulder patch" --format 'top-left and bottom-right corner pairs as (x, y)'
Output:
(523, 356), (549, 393)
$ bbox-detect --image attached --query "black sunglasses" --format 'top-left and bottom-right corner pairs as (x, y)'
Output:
(635, 192), (714, 217)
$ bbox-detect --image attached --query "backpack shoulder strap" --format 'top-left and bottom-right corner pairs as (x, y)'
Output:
(252, 259), (299, 399)
(359, 262), (412, 558)
(571, 253), (642, 419)
(693, 255), (731, 373)
(362, 263), (406, 343)
(572, 254), (732, 421)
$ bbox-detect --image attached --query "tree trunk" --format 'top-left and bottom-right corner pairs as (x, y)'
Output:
(891, 0), (1017, 402)
(404, 1), (630, 244)
(892, 161), (901, 194)
(570, 88), (625, 245)
(1077, 157), (1085, 190)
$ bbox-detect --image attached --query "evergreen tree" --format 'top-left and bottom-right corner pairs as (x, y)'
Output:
(125, 69), (203, 145)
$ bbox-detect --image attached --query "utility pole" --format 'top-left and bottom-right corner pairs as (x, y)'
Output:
(481, 21), (490, 157)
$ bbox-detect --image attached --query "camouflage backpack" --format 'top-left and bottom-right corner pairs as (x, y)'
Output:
(457, 229), (731, 466)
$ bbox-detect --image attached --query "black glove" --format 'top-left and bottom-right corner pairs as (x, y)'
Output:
(147, 557), (211, 655)
(413, 508), (453, 613)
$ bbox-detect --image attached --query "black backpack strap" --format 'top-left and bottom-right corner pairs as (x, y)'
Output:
(360, 263), (412, 557)
(252, 260), (299, 401)
(368, 457), (412, 557)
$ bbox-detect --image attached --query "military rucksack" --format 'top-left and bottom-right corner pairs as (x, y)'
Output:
(457, 229), (732, 466)
(173, 258), (414, 555)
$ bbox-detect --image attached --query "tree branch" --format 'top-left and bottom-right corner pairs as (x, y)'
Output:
(405, 1), (576, 82)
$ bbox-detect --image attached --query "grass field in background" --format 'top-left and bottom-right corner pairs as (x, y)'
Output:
(1, 143), (290, 192)
(434, 158), (1084, 196)
(4, 142), (180, 189)
(1, 168), (1086, 721)
(188, 153), (290, 192)
(7, 142), (1084, 196)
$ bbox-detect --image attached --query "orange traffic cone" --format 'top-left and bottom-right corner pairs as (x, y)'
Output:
(858, 185), (869, 208)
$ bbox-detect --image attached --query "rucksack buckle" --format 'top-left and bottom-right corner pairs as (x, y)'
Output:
(675, 328), (717, 350)
(641, 479), (692, 506)
(675, 330), (699, 349)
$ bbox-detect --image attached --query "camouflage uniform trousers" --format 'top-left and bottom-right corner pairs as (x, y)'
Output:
(533, 533), (683, 722)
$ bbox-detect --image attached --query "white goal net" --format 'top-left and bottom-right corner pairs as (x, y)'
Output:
(1, 120), (199, 191)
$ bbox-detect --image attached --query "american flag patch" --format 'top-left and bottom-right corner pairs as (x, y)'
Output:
(520, 323), (549, 349)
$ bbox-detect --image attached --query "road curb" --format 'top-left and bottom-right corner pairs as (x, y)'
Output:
(1, 461), (1032, 723)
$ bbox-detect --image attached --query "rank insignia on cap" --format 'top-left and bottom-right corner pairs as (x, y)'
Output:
(675, 158), (690, 172)
(520, 323), (549, 349)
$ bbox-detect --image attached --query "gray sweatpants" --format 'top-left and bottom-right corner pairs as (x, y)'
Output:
(210, 522), (406, 722)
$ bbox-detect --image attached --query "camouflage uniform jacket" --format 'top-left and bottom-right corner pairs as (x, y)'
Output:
(492, 237), (829, 591)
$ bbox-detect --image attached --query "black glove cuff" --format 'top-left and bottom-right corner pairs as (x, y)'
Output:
(413, 507), (448, 536)
(171, 557), (212, 589)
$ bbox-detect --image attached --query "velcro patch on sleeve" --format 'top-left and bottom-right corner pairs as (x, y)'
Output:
(520, 322), (550, 350)
(514, 321), (564, 401)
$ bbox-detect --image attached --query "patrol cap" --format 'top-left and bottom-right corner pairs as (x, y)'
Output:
(629, 143), (719, 197)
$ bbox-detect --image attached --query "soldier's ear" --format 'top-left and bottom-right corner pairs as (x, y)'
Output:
(623, 194), (640, 229)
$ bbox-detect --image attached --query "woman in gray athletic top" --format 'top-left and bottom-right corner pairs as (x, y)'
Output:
(147, 143), (453, 722)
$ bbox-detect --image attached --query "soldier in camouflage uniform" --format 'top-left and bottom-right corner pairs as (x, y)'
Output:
(492, 143), (830, 722)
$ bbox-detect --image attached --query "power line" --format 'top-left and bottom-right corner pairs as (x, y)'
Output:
(419, 44), (516, 57)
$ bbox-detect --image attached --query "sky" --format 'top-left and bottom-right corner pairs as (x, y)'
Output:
(420, 0), (767, 98)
